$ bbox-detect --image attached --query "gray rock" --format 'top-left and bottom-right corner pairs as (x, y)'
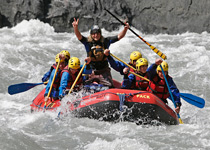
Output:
(0, 0), (210, 34)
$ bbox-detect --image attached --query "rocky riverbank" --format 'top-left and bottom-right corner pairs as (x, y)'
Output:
(0, 0), (210, 34)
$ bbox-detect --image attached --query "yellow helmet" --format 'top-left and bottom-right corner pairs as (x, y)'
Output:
(60, 50), (70, 59)
(157, 61), (169, 73)
(55, 53), (65, 63)
(136, 58), (148, 71)
(68, 57), (80, 69)
(130, 51), (142, 64)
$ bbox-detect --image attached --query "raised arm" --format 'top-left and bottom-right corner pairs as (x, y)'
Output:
(72, 18), (82, 40)
(147, 58), (163, 80)
(118, 22), (129, 40)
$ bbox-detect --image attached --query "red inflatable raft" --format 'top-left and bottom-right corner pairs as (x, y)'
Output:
(30, 82), (179, 125)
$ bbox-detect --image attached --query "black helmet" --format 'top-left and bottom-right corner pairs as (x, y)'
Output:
(90, 25), (101, 34)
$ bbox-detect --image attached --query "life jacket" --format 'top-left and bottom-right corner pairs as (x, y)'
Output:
(51, 64), (62, 90)
(87, 36), (109, 70)
(52, 64), (57, 69)
(128, 62), (135, 75)
(89, 45), (107, 62)
(133, 72), (149, 91)
(61, 66), (83, 90)
(147, 74), (170, 103)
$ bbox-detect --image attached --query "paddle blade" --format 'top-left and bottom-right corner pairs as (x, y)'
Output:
(180, 93), (205, 108)
(179, 118), (184, 124)
(8, 82), (43, 95)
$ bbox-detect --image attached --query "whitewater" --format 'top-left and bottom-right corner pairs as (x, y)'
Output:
(0, 19), (210, 150)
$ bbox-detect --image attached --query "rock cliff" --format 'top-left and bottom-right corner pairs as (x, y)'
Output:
(0, 0), (210, 34)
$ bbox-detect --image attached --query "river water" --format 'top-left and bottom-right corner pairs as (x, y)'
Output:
(0, 19), (209, 150)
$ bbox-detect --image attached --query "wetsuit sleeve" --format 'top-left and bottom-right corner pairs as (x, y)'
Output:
(79, 36), (90, 53)
(59, 72), (70, 97)
(42, 67), (53, 82)
(121, 74), (135, 89)
(44, 69), (58, 96)
(168, 77), (182, 106)
(82, 64), (92, 74)
(106, 36), (119, 44)
(107, 55), (126, 75)
(103, 36), (119, 48)
(79, 65), (92, 82)
(79, 35), (87, 44)
(147, 63), (158, 80)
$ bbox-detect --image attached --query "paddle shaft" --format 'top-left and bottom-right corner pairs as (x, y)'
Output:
(105, 8), (167, 60)
(44, 59), (61, 111)
(68, 62), (86, 94)
(110, 53), (136, 71)
(47, 59), (61, 97)
(129, 71), (150, 82)
(110, 53), (150, 82)
(160, 65), (183, 124)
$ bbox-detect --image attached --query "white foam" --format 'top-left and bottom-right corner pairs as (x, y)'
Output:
(1, 21), (210, 149)
(12, 19), (55, 36)
(84, 137), (152, 150)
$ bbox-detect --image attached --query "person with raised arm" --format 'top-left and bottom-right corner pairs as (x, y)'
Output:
(72, 18), (129, 87)
(146, 59), (181, 114)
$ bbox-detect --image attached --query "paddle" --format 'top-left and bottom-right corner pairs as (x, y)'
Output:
(105, 8), (167, 60)
(8, 81), (48, 95)
(160, 65), (184, 124)
(110, 53), (149, 82)
(130, 72), (204, 109)
(129, 71), (150, 82)
(68, 62), (86, 94)
(180, 93), (205, 108)
(110, 53), (136, 71)
(44, 59), (61, 111)
(111, 53), (204, 109)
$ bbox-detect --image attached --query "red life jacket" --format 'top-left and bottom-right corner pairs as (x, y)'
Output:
(61, 66), (83, 90)
(52, 64), (57, 69)
(128, 62), (135, 75)
(147, 74), (170, 103)
(51, 64), (62, 90)
(132, 72), (149, 90)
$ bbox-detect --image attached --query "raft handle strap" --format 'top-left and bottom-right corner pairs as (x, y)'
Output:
(117, 93), (126, 111)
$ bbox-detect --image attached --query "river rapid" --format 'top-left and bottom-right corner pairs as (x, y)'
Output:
(0, 19), (210, 150)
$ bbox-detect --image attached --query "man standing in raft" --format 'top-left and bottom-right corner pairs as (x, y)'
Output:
(72, 18), (129, 87)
